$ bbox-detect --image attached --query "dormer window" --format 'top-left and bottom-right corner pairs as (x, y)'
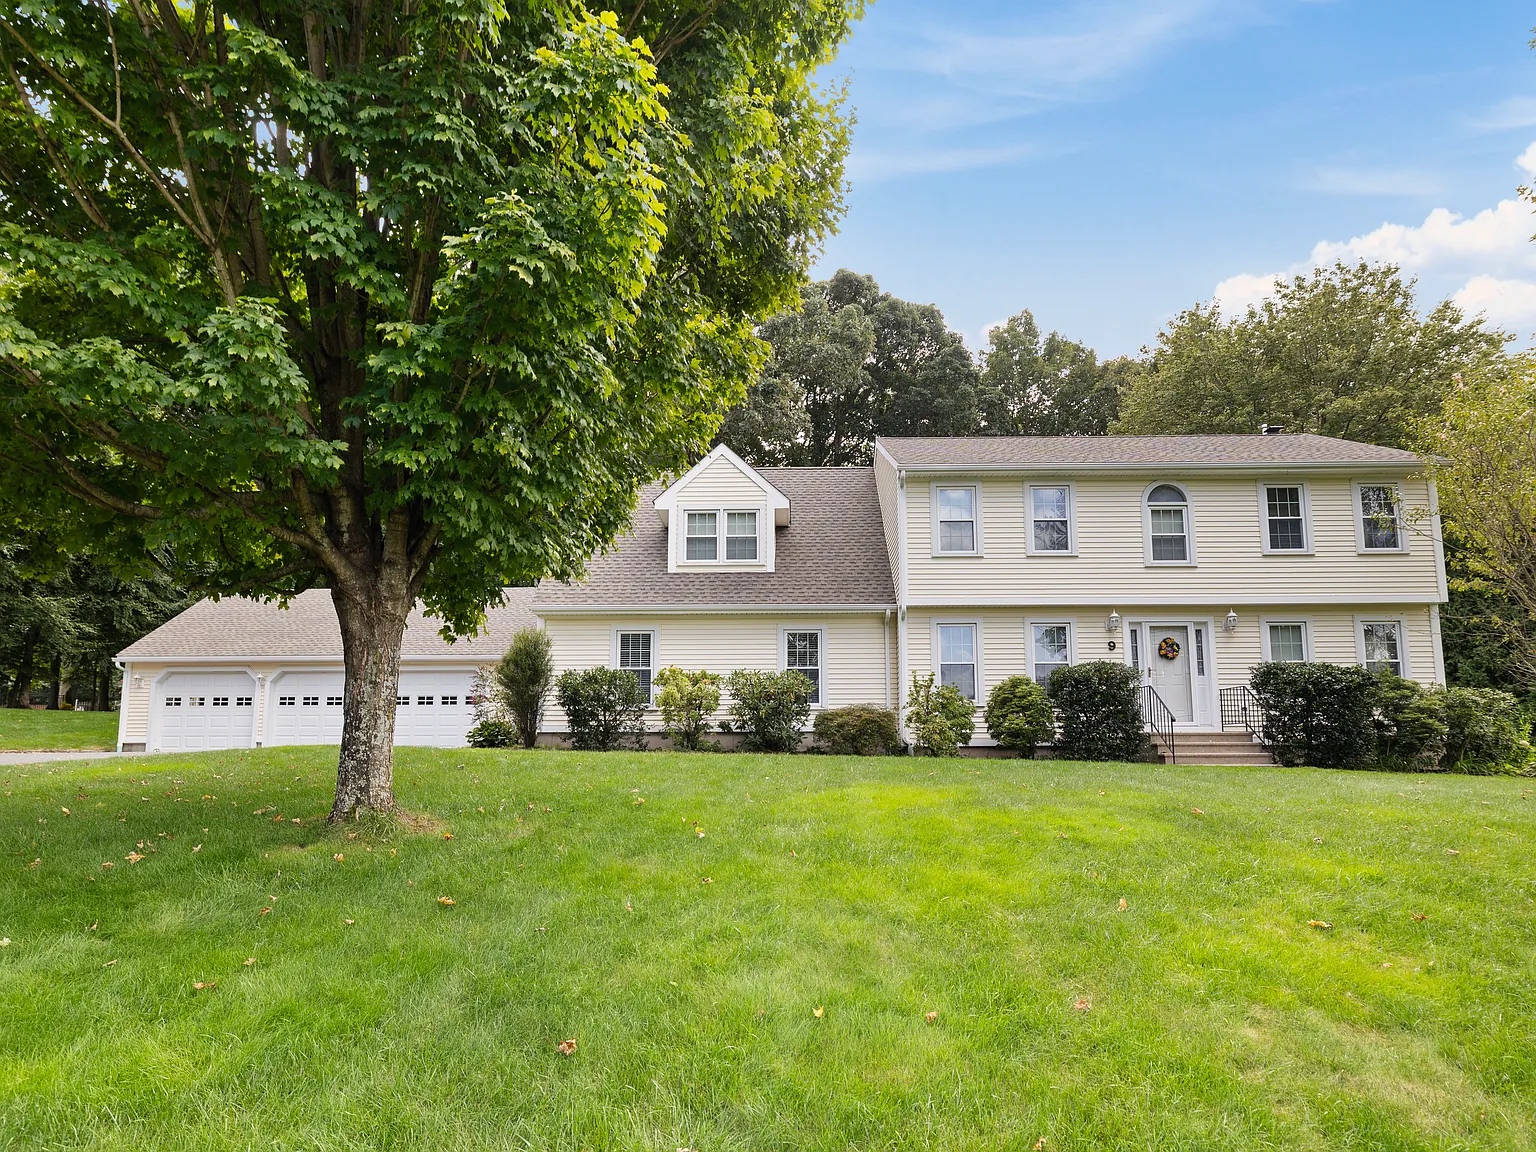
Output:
(682, 508), (760, 564)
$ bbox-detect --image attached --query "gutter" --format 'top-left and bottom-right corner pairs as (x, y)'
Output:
(887, 460), (1421, 474)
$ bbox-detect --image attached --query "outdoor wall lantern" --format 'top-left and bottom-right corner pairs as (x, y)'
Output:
(1224, 610), (1239, 633)
(1106, 610), (1121, 632)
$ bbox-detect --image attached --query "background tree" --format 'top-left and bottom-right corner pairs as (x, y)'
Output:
(977, 309), (1128, 435)
(1116, 262), (1506, 447)
(0, 0), (860, 818)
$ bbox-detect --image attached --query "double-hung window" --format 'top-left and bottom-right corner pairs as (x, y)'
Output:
(726, 511), (759, 560)
(617, 630), (655, 702)
(784, 629), (822, 705)
(1146, 484), (1192, 563)
(935, 486), (978, 554)
(1360, 620), (1404, 676)
(685, 512), (718, 560)
(1262, 484), (1308, 552)
(1029, 485), (1072, 554)
(1030, 623), (1071, 685)
(937, 623), (978, 701)
(1265, 621), (1308, 663)
(1357, 483), (1403, 551)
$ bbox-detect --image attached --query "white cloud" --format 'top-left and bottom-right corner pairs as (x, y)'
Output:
(1214, 142), (1536, 335)
(1473, 96), (1536, 132)
(1302, 167), (1444, 197)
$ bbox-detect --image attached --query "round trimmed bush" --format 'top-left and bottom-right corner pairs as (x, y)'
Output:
(812, 705), (903, 756)
(1045, 661), (1145, 762)
(983, 675), (1053, 757)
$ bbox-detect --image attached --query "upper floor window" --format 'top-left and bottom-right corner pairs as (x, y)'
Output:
(1145, 483), (1192, 563)
(617, 630), (655, 702)
(784, 629), (822, 705)
(935, 486), (978, 554)
(1357, 483), (1403, 552)
(1262, 484), (1308, 552)
(1029, 485), (1073, 554)
(685, 512), (717, 560)
(683, 509), (759, 563)
(937, 623), (978, 700)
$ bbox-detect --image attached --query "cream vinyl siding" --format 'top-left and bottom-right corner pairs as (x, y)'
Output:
(903, 473), (1441, 604)
(906, 602), (1439, 737)
(874, 450), (901, 582)
(672, 453), (770, 506)
(541, 613), (892, 731)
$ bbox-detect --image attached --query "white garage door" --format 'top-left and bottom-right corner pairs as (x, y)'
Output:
(394, 670), (477, 747)
(153, 673), (256, 752)
(267, 671), (346, 746)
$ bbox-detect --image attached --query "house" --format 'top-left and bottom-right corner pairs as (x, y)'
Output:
(116, 432), (1446, 757)
(114, 590), (536, 752)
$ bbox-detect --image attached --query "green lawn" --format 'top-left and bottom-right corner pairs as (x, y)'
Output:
(1, 749), (1533, 1150)
(0, 709), (117, 751)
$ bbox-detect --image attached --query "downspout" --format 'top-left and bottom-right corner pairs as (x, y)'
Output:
(883, 608), (892, 709)
(896, 467), (910, 749)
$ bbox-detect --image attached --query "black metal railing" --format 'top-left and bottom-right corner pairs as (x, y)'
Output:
(1141, 683), (1177, 764)
(1219, 685), (1272, 748)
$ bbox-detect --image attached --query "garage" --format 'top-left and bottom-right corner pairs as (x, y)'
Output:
(151, 672), (257, 752)
(394, 670), (478, 746)
(266, 671), (346, 746)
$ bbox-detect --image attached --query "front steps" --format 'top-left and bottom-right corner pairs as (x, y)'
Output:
(1151, 730), (1276, 766)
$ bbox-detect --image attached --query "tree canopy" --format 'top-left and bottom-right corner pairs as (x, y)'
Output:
(0, 0), (862, 815)
(1114, 262), (1507, 448)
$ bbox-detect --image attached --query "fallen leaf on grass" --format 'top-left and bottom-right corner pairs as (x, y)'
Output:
(1412, 912), (1428, 922)
(925, 1011), (938, 1023)
(101, 862), (114, 870)
(192, 981), (215, 991)
(624, 900), (633, 913)
(60, 807), (69, 815)
(243, 957), (257, 966)
(124, 851), (144, 864)
(259, 907), (272, 917)
(632, 796), (645, 806)
(700, 877), (713, 885)
(1445, 848), (1461, 856)
(1073, 997), (1091, 1011)
(333, 853), (344, 862)
(1117, 898), (1128, 912)
(0, 938), (11, 947)
(443, 834), (453, 841)
(86, 922), (96, 931)
(1033, 1139), (1047, 1151)
(695, 829), (706, 838)
(1191, 808), (1204, 816)
(343, 918), (355, 926)
(437, 896), (456, 906)
(556, 1038), (577, 1056)
(103, 959), (116, 967)
(813, 1006), (825, 1019)
(1308, 920), (1332, 930)
(192, 844), (202, 853)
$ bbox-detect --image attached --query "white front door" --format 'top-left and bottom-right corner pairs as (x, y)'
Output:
(1144, 624), (1194, 722)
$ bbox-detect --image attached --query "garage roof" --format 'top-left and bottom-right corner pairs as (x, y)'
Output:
(117, 588), (538, 661)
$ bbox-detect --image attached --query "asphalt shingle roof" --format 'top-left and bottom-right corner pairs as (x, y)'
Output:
(117, 588), (537, 660)
(533, 467), (897, 610)
(878, 433), (1423, 468)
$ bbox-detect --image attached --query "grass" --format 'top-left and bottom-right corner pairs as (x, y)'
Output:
(0, 749), (1533, 1151)
(0, 709), (117, 751)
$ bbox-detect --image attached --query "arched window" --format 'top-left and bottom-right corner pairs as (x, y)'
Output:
(1146, 484), (1191, 562)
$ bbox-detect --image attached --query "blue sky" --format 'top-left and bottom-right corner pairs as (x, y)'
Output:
(811, 0), (1536, 356)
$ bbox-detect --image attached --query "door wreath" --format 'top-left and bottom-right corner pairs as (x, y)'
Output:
(1157, 637), (1181, 660)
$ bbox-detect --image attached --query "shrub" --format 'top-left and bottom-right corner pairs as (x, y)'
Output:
(905, 673), (976, 757)
(1440, 687), (1535, 774)
(1370, 672), (1448, 771)
(493, 626), (554, 749)
(724, 669), (814, 752)
(812, 705), (903, 756)
(466, 718), (518, 748)
(1045, 661), (1144, 762)
(554, 668), (647, 752)
(1248, 662), (1376, 769)
(984, 675), (1053, 757)
(654, 667), (722, 751)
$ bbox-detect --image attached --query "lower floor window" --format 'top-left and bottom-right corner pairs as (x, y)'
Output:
(1267, 622), (1308, 663)
(617, 630), (655, 702)
(938, 623), (978, 701)
(1031, 623), (1070, 685)
(784, 630), (822, 704)
(1361, 620), (1403, 676)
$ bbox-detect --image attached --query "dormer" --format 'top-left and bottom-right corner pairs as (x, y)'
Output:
(654, 444), (791, 573)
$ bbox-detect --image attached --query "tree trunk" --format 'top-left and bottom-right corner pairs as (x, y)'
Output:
(7, 627), (37, 707)
(329, 578), (412, 821)
(46, 653), (62, 709)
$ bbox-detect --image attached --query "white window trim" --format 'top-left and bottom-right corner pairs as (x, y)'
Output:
(677, 507), (764, 567)
(931, 619), (983, 702)
(1353, 480), (1408, 554)
(1142, 481), (1197, 566)
(930, 482), (983, 557)
(1259, 617), (1313, 663)
(779, 625), (827, 710)
(610, 626), (659, 706)
(1025, 482), (1077, 557)
(1025, 619), (1076, 683)
(1256, 480), (1313, 555)
(1354, 615), (1411, 678)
